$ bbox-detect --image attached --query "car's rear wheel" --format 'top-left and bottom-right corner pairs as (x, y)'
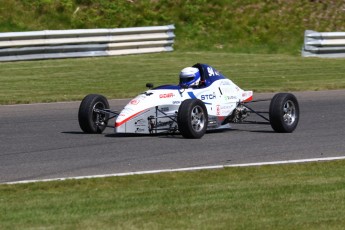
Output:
(269, 93), (299, 133)
(177, 99), (208, 139)
(78, 94), (109, 133)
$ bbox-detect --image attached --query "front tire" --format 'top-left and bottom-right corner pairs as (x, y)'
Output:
(78, 94), (110, 134)
(177, 99), (208, 139)
(269, 93), (299, 133)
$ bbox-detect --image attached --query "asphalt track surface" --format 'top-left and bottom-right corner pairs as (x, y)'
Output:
(1, 90), (345, 183)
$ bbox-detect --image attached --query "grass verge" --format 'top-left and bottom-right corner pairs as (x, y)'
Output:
(0, 51), (344, 105)
(1, 160), (345, 229)
(1, 1), (344, 54)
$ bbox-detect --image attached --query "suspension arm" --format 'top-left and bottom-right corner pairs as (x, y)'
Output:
(241, 103), (270, 122)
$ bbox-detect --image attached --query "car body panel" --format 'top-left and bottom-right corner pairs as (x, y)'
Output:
(115, 64), (252, 134)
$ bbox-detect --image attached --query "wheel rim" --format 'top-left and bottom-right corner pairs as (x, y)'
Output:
(283, 100), (296, 126)
(93, 102), (106, 125)
(191, 105), (205, 132)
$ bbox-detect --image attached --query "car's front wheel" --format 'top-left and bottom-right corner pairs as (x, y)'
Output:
(269, 93), (299, 133)
(78, 94), (109, 134)
(177, 99), (208, 139)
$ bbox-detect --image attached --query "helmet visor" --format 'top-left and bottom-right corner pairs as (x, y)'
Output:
(180, 77), (195, 84)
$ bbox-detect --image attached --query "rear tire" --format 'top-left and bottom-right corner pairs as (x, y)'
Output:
(269, 93), (299, 133)
(177, 99), (208, 139)
(78, 94), (109, 134)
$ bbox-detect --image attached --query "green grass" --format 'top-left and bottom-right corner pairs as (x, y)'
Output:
(1, 160), (345, 229)
(1, 1), (344, 228)
(0, 51), (344, 105)
(0, 0), (344, 54)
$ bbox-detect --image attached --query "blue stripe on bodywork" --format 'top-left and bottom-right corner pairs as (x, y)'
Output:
(188, 92), (211, 105)
(188, 92), (197, 99)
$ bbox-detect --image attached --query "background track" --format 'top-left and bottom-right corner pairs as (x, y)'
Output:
(1, 90), (345, 183)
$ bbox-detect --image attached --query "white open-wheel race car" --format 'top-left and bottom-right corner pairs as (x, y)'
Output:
(78, 63), (299, 139)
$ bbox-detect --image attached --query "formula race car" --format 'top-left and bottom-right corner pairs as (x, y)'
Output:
(78, 63), (299, 139)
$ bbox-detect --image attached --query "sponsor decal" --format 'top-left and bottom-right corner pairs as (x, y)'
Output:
(160, 107), (169, 112)
(159, 93), (175, 98)
(135, 128), (146, 133)
(135, 119), (146, 126)
(216, 105), (221, 116)
(207, 67), (220, 76)
(220, 105), (233, 110)
(224, 95), (236, 101)
(188, 91), (212, 105)
(216, 105), (235, 116)
(130, 99), (140, 105)
(173, 101), (181, 105)
(201, 92), (216, 100)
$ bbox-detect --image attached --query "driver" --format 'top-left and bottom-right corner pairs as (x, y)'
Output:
(179, 67), (201, 88)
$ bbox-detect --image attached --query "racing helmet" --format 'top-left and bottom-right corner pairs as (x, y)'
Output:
(179, 67), (201, 87)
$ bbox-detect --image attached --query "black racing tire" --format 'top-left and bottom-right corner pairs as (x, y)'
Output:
(177, 99), (208, 139)
(269, 93), (299, 133)
(78, 94), (110, 134)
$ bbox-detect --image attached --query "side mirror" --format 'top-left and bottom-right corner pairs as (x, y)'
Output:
(146, 83), (154, 89)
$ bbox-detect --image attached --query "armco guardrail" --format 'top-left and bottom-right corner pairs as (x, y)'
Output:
(0, 25), (175, 62)
(302, 30), (345, 58)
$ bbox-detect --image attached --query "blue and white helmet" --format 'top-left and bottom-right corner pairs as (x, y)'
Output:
(179, 67), (201, 87)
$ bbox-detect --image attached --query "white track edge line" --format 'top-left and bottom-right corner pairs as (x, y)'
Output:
(3, 156), (345, 185)
(225, 156), (345, 167)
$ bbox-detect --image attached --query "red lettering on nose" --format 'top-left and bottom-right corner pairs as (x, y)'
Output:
(159, 93), (174, 98)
